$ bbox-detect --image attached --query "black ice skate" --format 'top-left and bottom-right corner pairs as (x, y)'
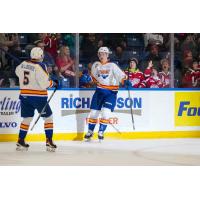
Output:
(16, 138), (29, 151)
(98, 131), (104, 142)
(46, 138), (57, 152)
(84, 130), (94, 142)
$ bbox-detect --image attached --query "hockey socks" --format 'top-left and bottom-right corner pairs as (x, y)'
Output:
(98, 118), (109, 138)
(44, 122), (53, 139)
(88, 118), (98, 132)
(19, 123), (29, 139)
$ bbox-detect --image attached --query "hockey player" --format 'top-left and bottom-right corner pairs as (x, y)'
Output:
(84, 47), (127, 141)
(124, 57), (144, 88)
(15, 47), (58, 152)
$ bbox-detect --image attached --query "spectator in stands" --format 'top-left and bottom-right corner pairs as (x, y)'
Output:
(56, 45), (75, 87)
(158, 59), (171, 88)
(111, 45), (128, 66)
(144, 33), (163, 48)
(38, 33), (47, 41)
(80, 33), (98, 63)
(181, 34), (197, 58)
(44, 33), (58, 60)
(6, 34), (21, 58)
(141, 44), (163, 72)
(193, 61), (200, 87)
(181, 60), (200, 88)
(140, 61), (163, 88)
(182, 49), (193, 69)
(124, 57), (144, 88)
(63, 33), (75, 53)
(0, 33), (19, 67)
(0, 33), (19, 50)
(0, 59), (10, 87)
(0, 34), (21, 87)
(79, 68), (93, 88)
(56, 33), (64, 48)
(46, 63), (61, 82)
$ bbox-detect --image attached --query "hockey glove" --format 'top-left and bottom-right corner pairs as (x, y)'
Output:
(53, 80), (61, 89)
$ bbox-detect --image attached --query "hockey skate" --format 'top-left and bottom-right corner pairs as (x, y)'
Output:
(84, 130), (94, 142)
(46, 138), (57, 152)
(16, 139), (29, 151)
(98, 131), (104, 143)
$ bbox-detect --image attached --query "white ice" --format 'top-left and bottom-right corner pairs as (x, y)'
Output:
(1, 138), (200, 165)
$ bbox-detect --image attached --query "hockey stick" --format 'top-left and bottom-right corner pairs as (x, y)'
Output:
(110, 123), (122, 134)
(30, 88), (57, 131)
(127, 65), (135, 130)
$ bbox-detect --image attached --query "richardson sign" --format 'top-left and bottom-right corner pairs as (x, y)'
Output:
(0, 97), (21, 116)
(60, 95), (143, 117)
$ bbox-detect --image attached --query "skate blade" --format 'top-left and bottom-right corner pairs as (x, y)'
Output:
(84, 138), (92, 142)
(98, 139), (103, 143)
(16, 146), (28, 151)
(46, 147), (56, 152)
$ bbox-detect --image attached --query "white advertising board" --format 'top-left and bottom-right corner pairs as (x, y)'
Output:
(0, 89), (199, 137)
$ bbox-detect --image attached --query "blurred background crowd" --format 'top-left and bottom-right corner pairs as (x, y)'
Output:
(0, 33), (199, 88)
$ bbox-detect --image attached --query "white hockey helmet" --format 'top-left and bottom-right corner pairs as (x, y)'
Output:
(98, 47), (111, 54)
(30, 47), (44, 60)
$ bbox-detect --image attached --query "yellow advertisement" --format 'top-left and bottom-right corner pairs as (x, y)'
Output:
(175, 92), (200, 126)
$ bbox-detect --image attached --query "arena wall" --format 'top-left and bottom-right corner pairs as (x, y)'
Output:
(0, 88), (199, 141)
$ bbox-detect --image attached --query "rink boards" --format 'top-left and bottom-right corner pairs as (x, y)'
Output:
(0, 88), (199, 141)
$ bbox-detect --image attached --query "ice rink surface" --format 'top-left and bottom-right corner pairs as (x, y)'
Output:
(1, 138), (200, 165)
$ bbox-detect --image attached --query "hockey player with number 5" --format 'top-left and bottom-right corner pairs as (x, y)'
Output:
(84, 47), (127, 141)
(15, 47), (59, 152)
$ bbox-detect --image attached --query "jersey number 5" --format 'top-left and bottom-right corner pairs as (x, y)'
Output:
(23, 71), (30, 85)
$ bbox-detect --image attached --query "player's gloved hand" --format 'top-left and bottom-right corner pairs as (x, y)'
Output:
(124, 80), (132, 88)
(53, 80), (61, 89)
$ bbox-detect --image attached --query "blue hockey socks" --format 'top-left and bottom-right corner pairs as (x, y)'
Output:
(19, 123), (29, 139)
(44, 122), (53, 139)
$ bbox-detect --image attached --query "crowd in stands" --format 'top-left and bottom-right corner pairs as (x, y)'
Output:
(79, 33), (200, 88)
(0, 33), (75, 88)
(0, 33), (199, 88)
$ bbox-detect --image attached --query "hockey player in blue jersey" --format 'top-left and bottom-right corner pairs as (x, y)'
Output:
(84, 47), (127, 141)
(15, 47), (59, 151)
